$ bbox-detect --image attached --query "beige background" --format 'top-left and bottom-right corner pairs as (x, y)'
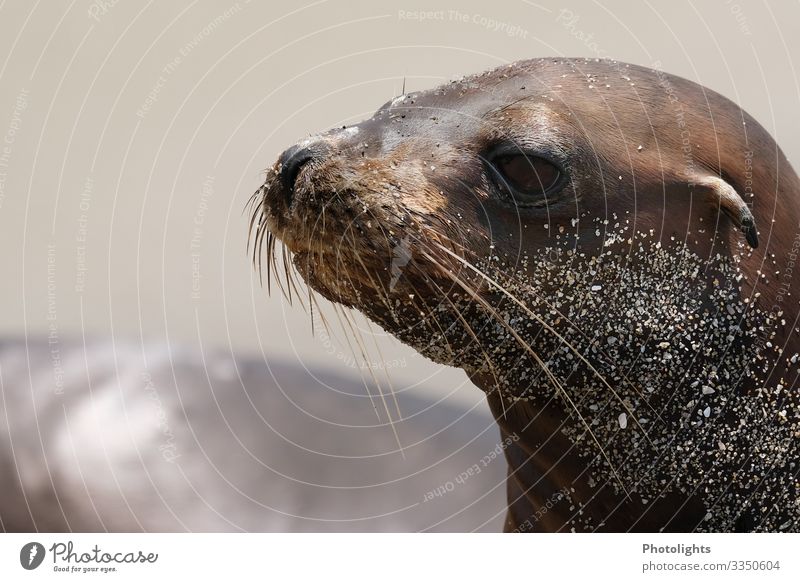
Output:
(1, 0), (799, 407)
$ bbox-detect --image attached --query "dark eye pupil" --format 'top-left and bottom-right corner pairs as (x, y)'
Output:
(497, 154), (560, 196)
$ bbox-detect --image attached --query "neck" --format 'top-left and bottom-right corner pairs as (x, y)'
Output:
(485, 392), (708, 532)
(371, 236), (799, 531)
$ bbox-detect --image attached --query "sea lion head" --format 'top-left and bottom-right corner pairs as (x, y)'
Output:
(253, 58), (800, 532)
(254, 58), (765, 383)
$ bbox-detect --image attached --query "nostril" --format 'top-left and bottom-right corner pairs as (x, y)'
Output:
(279, 145), (315, 199)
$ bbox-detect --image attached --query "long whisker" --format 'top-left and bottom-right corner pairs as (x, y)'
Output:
(340, 208), (486, 425)
(247, 185), (268, 287)
(360, 210), (630, 498)
(363, 318), (404, 423)
(417, 247), (629, 496)
(429, 241), (656, 446)
(330, 302), (382, 421)
(342, 229), (406, 458)
(372, 210), (511, 417)
(419, 264), (511, 418)
(388, 215), (620, 436)
(321, 211), (408, 457)
(325, 226), (390, 421)
(263, 231), (273, 295)
(384, 205), (662, 427)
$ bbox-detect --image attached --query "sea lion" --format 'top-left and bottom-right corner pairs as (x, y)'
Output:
(252, 57), (800, 532)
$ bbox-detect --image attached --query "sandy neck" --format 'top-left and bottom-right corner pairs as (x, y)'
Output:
(369, 234), (797, 531)
(484, 391), (709, 532)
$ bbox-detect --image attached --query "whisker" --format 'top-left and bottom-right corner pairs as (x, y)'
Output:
(364, 318), (404, 423)
(331, 302), (382, 421)
(417, 247), (630, 496)
(383, 204), (661, 428)
(342, 229), (406, 458)
(416, 261), (510, 418)
(429, 241), (655, 446)
(264, 231), (274, 295)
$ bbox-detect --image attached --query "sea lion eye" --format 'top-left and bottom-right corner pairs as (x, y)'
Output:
(490, 153), (563, 206)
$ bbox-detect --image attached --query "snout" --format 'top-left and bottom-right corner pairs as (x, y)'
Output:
(259, 129), (365, 255)
(274, 140), (329, 209)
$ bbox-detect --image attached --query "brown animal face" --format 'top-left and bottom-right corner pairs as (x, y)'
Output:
(251, 59), (800, 533)
(252, 59), (759, 373)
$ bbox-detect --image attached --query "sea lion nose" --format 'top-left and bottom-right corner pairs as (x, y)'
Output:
(278, 142), (327, 206)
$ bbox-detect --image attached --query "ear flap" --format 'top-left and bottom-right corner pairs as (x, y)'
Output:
(695, 175), (758, 249)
